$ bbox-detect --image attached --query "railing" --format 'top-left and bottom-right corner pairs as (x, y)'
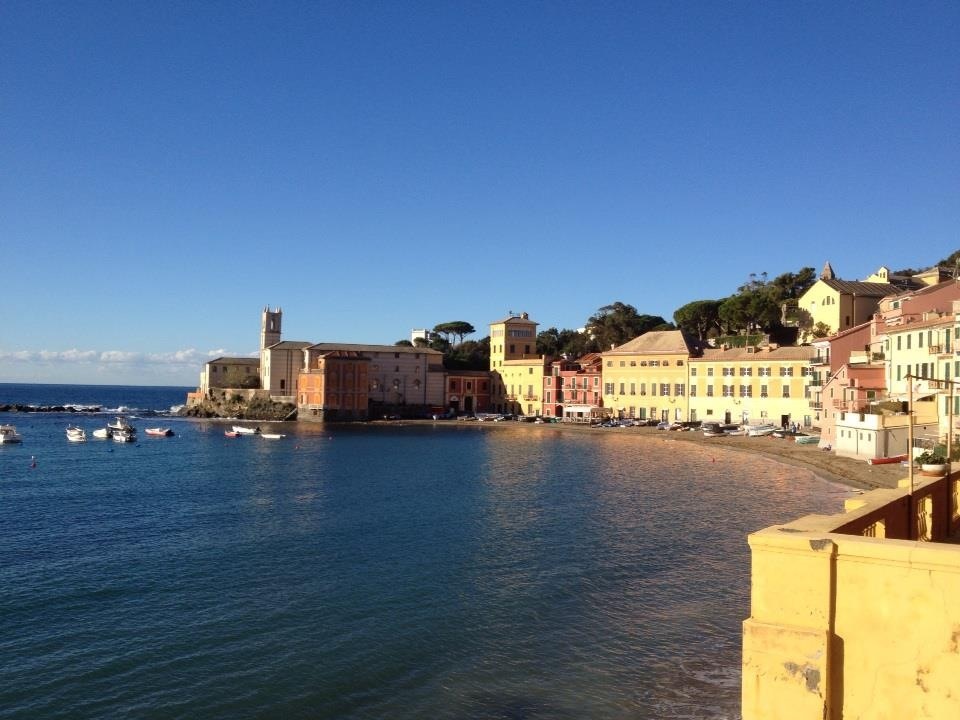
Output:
(809, 355), (829, 365)
(808, 400), (822, 410)
(929, 345), (942, 354)
(522, 394), (538, 401)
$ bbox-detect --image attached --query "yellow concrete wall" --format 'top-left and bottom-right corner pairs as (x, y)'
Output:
(743, 475), (960, 720)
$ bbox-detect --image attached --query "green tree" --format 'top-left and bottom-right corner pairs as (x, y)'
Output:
(394, 339), (414, 346)
(673, 300), (722, 340)
(432, 321), (476, 345)
(586, 302), (667, 351)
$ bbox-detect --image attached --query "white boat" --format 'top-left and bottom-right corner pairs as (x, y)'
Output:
(112, 428), (136, 442)
(145, 427), (174, 437)
(66, 425), (87, 442)
(108, 416), (136, 434)
(260, 433), (286, 439)
(92, 428), (111, 439)
(232, 425), (261, 435)
(0, 424), (23, 444)
(746, 423), (778, 437)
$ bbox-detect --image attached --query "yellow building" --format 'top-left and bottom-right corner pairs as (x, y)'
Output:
(601, 330), (695, 423)
(688, 344), (816, 428)
(796, 263), (898, 341)
(489, 312), (549, 416)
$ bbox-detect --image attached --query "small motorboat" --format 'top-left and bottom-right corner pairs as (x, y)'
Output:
(260, 433), (286, 439)
(232, 426), (260, 435)
(746, 423), (778, 437)
(145, 428), (174, 437)
(92, 428), (111, 439)
(224, 430), (241, 438)
(112, 428), (136, 442)
(66, 425), (87, 442)
(0, 424), (23, 444)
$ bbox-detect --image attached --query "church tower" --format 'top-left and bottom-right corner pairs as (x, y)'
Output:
(261, 306), (282, 350)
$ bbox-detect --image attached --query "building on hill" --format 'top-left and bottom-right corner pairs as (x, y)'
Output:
(688, 343), (816, 428)
(489, 312), (550, 416)
(797, 263), (933, 342)
(601, 330), (698, 423)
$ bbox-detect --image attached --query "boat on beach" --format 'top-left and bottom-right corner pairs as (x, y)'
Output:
(867, 454), (908, 465)
(66, 425), (87, 442)
(0, 424), (23, 444)
(746, 423), (778, 437)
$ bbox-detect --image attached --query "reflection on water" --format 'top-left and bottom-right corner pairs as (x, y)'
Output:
(0, 419), (849, 720)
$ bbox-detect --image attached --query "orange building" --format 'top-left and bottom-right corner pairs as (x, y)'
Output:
(298, 349), (370, 421)
(444, 371), (491, 415)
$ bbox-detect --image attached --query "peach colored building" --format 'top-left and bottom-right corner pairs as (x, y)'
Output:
(298, 350), (370, 421)
(444, 371), (491, 415)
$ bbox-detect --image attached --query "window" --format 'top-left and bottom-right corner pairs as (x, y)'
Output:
(759, 367), (771, 377)
(663, 360), (670, 366)
(740, 367), (752, 376)
(690, 384), (697, 397)
(620, 360), (625, 367)
(691, 367), (698, 376)
(919, 333), (924, 348)
(706, 386), (714, 397)
(722, 385), (734, 397)
(449, 380), (457, 390)
(677, 360), (683, 366)
(675, 384), (684, 396)
(650, 360), (660, 367)
(640, 384), (646, 396)
(897, 336), (902, 350)
(604, 383), (614, 395)
(660, 383), (670, 396)
(782, 386), (790, 398)
(723, 367), (734, 376)
(760, 385), (768, 398)
(619, 383), (625, 395)
(394, 352), (400, 359)
(630, 383), (636, 395)
(630, 360), (636, 366)
(780, 367), (793, 377)
(707, 367), (714, 377)
(906, 335), (911, 350)
(528, 367), (533, 374)
(739, 385), (752, 397)
(607, 361), (612, 367)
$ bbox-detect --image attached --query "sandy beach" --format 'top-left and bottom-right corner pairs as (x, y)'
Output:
(625, 426), (908, 490)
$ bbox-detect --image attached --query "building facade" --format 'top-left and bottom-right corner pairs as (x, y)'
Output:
(601, 331), (696, 422)
(298, 350), (370, 422)
(542, 353), (603, 422)
(489, 312), (549, 416)
(688, 344), (816, 428)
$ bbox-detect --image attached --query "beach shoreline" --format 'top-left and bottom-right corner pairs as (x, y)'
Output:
(390, 418), (909, 491)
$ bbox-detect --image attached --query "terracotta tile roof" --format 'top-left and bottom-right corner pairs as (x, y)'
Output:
(267, 341), (312, 350)
(306, 342), (442, 355)
(693, 345), (816, 361)
(207, 356), (260, 365)
(605, 330), (694, 355)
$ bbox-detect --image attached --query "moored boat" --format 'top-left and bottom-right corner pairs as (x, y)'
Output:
(0, 424), (23, 444)
(232, 425), (260, 435)
(867, 454), (908, 465)
(145, 427), (174, 437)
(92, 428), (111, 439)
(66, 425), (87, 442)
(260, 433), (286, 439)
(224, 430), (241, 438)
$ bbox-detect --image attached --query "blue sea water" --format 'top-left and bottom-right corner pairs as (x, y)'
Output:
(0, 384), (850, 719)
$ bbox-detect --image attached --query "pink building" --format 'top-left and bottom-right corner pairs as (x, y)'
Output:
(543, 353), (603, 422)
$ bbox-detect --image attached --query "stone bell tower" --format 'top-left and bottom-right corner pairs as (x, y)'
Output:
(260, 306), (282, 351)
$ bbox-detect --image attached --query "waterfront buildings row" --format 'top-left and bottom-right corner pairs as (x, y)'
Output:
(188, 263), (960, 457)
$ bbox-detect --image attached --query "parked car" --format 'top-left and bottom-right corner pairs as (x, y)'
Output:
(656, 421), (671, 430)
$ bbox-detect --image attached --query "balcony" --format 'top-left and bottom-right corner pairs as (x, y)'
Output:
(809, 354), (830, 366)
(929, 345), (943, 355)
(808, 400), (823, 410)
(522, 394), (539, 401)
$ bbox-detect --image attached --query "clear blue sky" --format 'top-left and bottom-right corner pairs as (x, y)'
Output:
(2, 1), (957, 385)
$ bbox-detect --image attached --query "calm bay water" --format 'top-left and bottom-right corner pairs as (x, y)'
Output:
(0, 384), (849, 719)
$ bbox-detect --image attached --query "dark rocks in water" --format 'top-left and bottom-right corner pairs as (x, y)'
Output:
(0, 404), (102, 413)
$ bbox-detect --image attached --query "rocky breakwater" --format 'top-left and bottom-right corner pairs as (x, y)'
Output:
(0, 404), (102, 413)
(181, 395), (296, 421)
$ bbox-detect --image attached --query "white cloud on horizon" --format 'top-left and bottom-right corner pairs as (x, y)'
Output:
(0, 347), (257, 366)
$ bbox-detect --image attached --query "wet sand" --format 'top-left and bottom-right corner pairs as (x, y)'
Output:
(628, 426), (907, 490)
